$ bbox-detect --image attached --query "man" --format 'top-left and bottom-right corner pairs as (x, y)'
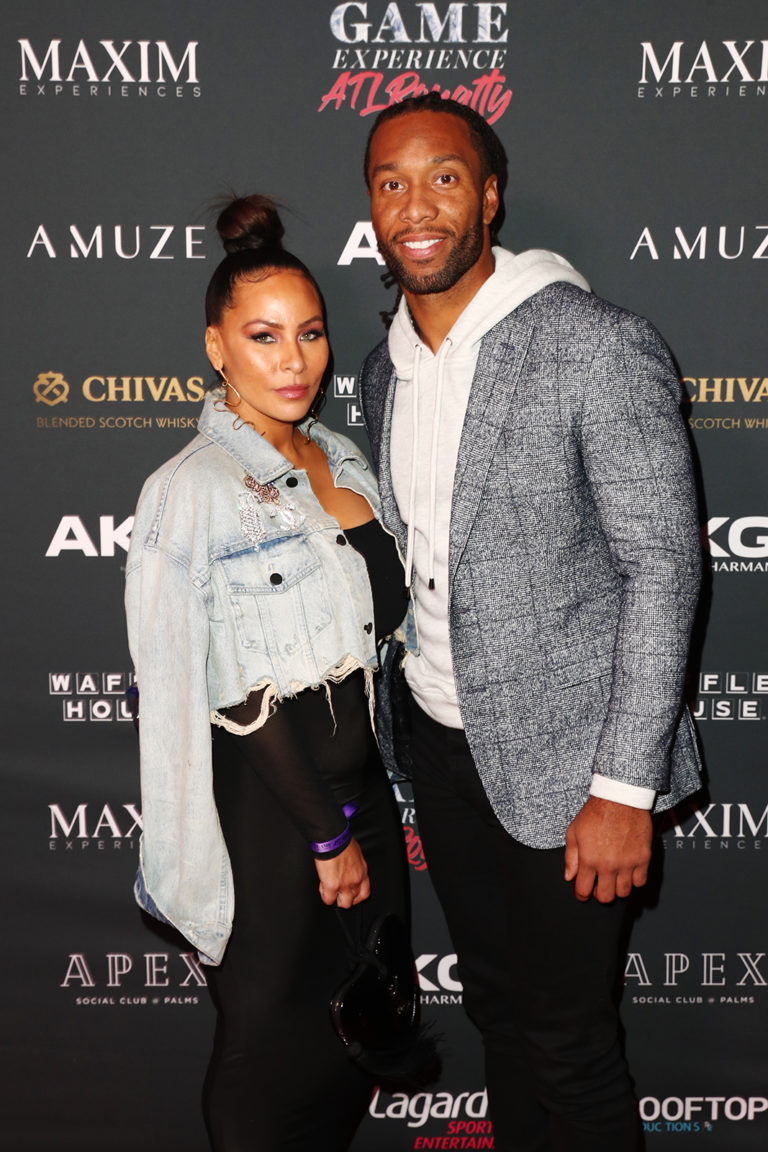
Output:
(359, 94), (702, 1152)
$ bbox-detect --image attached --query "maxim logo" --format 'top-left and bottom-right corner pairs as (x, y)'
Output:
(658, 802), (768, 849)
(18, 38), (200, 97)
(27, 224), (207, 260)
(638, 39), (768, 98)
(639, 40), (768, 83)
(49, 803), (142, 846)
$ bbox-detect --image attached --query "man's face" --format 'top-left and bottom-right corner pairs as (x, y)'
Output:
(367, 110), (498, 296)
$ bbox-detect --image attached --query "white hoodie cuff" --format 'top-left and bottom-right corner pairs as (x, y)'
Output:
(590, 774), (656, 810)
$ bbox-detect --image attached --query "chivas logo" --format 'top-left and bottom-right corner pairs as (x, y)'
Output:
(34, 371), (69, 406)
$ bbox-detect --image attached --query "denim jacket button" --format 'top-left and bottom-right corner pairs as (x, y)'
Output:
(364, 622), (373, 634)
(336, 534), (347, 546)
(286, 476), (298, 488)
(269, 572), (283, 586)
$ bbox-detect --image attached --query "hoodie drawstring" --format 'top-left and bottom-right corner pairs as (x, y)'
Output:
(403, 337), (451, 593)
(403, 343), (421, 591)
(426, 338), (451, 590)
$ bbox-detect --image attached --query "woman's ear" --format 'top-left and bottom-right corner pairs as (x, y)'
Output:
(205, 326), (222, 371)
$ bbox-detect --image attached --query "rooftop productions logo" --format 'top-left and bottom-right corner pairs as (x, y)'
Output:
(638, 1095), (768, 1136)
(320, 2), (512, 122)
(17, 37), (201, 98)
(637, 38), (768, 100)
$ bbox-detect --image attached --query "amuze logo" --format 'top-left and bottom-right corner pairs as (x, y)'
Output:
(34, 371), (69, 406)
(320, 2), (512, 122)
(18, 38), (201, 98)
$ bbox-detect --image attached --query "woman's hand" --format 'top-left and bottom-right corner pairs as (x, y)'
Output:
(315, 838), (370, 908)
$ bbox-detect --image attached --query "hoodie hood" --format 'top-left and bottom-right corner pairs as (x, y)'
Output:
(388, 246), (590, 380)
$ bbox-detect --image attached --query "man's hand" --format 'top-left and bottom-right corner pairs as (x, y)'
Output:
(564, 796), (652, 903)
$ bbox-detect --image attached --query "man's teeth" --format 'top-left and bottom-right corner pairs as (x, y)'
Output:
(404, 239), (440, 250)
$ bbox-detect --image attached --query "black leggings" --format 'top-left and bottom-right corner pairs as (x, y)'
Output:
(202, 672), (408, 1152)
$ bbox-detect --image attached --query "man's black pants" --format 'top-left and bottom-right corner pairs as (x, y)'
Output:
(410, 701), (640, 1152)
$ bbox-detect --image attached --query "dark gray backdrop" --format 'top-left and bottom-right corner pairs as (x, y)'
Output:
(2, 2), (766, 1149)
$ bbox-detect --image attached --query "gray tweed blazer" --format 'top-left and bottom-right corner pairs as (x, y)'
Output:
(360, 283), (703, 848)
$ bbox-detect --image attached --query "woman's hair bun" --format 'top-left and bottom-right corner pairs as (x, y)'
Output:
(215, 194), (285, 255)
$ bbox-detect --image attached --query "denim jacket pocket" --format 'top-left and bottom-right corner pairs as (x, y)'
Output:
(216, 535), (333, 658)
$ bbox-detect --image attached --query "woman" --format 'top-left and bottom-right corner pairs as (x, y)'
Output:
(125, 194), (410, 1151)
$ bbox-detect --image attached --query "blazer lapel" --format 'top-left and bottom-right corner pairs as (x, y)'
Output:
(374, 365), (409, 562)
(449, 314), (534, 589)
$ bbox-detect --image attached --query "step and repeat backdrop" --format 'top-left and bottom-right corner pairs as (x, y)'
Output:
(2, 1), (766, 1149)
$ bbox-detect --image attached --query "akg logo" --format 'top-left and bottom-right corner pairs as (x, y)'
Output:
(34, 371), (69, 406)
(416, 952), (463, 1004)
(45, 515), (133, 557)
(705, 517), (768, 569)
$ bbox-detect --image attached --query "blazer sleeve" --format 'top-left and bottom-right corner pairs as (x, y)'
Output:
(578, 311), (702, 790)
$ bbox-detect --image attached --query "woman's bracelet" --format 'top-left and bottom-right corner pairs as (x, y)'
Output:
(310, 802), (358, 858)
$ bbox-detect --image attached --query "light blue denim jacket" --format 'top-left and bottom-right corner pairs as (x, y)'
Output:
(125, 394), (398, 964)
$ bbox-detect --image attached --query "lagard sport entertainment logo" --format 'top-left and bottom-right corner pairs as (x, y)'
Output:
(34, 370), (204, 432)
(319, 2), (512, 122)
(17, 37), (201, 99)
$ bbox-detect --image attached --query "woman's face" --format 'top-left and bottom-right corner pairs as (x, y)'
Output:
(205, 270), (329, 437)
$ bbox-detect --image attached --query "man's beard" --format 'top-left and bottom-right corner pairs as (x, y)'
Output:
(376, 212), (485, 295)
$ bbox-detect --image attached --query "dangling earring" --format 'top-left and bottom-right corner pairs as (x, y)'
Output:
(213, 368), (242, 413)
(213, 367), (229, 412)
(304, 388), (324, 444)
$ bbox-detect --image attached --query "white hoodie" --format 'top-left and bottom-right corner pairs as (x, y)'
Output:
(389, 246), (590, 729)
